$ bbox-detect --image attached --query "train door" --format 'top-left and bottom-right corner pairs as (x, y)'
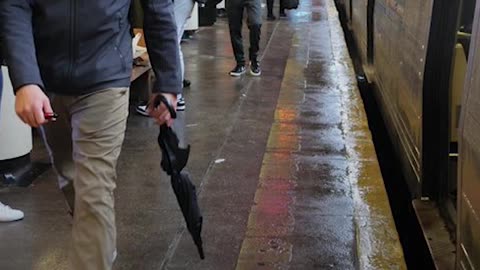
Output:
(457, 1), (480, 269)
(422, 0), (477, 224)
(447, 0), (477, 225)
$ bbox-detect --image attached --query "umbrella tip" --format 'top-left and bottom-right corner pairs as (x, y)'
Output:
(197, 246), (205, 260)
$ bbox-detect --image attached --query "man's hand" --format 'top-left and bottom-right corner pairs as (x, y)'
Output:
(15, 85), (53, 127)
(147, 93), (177, 126)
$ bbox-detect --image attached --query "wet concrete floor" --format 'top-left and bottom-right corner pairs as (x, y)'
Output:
(0, 0), (405, 269)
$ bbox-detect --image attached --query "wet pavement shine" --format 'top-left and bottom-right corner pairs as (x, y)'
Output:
(0, 0), (405, 269)
(235, 1), (405, 269)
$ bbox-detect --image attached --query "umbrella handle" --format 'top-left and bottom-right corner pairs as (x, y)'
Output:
(153, 94), (177, 119)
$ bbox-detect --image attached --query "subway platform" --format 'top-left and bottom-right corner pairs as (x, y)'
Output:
(0, 0), (406, 269)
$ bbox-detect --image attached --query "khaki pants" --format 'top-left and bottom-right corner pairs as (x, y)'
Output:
(41, 88), (129, 270)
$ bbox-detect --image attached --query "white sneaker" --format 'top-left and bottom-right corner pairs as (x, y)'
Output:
(177, 94), (186, 111)
(0, 202), (24, 222)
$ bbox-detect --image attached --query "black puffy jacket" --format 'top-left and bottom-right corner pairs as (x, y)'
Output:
(0, 0), (182, 95)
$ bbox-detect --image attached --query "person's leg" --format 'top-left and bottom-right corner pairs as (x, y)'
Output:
(69, 88), (129, 270)
(247, 0), (262, 75)
(227, 0), (246, 66)
(41, 94), (76, 215)
(247, 24), (261, 63)
(174, 0), (195, 110)
(247, 0), (262, 62)
(174, 0), (195, 83)
(280, 0), (287, 17)
(266, 0), (274, 18)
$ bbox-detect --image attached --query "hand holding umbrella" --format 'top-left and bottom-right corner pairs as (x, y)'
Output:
(154, 95), (205, 260)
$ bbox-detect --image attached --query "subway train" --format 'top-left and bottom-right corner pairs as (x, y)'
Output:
(334, 0), (479, 269)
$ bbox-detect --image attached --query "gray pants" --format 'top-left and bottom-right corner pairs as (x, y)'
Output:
(174, 0), (195, 81)
(41, 88), (129, 270)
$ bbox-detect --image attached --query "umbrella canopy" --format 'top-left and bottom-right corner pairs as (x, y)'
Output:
(155, 95), (205, 260)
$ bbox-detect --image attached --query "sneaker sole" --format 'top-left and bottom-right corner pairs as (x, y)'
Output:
(229, 71), (246, 77)
(0, 216), (24, 222)
(250, 69), (261, 76)
(0, 212), (24, 222)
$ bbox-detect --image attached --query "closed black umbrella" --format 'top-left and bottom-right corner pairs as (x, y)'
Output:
(155, 95), (205, 260)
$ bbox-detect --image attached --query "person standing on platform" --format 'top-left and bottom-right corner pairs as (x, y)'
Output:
(0, 61), (24, 223)
(227, 0), (263, 76)
(134, 0), (194, 115)
(0, 0), (181, 269)
(266, 0), (287, 20)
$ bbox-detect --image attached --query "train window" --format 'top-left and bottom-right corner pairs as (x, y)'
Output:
(458, 0), (476, 57)
(460, 0), (476, 34)
(448, 0), (476, 210)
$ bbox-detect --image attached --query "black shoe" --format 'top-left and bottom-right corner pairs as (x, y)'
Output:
(229, 64), (246, 77)
(280, 12), (287, 17)
(250, 61), (261, 76)
(181, 31), (193, 42)
(183, 79), (191, 88)
(267, 15), (276, 21)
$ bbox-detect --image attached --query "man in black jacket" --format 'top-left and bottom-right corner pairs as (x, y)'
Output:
(0, 1), (181, 269)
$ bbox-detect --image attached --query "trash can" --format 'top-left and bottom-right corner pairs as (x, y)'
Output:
(0, 66), (32, 161)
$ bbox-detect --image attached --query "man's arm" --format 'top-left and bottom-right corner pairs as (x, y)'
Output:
(0, 0), (45, 92)
(140, 0), (182, 95)
(0, 1), (52, 127)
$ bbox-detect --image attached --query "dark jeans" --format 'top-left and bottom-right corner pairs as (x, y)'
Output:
(267, 0), (285, 16)
(227, 0), (262, 65)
